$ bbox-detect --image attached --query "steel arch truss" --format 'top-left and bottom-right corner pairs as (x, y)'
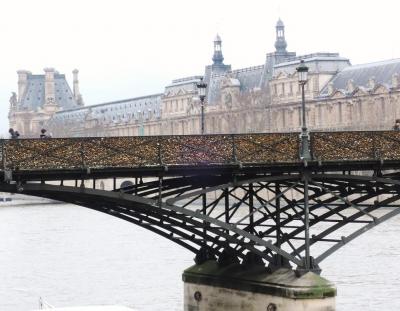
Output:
(2, 171), (400, 272)
(115, 172), (400, 270)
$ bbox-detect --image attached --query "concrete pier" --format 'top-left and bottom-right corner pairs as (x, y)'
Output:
(183, 260), (336, 311)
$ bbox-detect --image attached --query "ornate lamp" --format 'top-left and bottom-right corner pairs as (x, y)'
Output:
(296, 60), (310, 160)
(196, 77), (207, 135)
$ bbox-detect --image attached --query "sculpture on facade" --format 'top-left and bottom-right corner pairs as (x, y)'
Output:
(9, 92), (17, 108)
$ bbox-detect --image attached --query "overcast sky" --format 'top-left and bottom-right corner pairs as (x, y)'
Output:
(1, 0), (400, 136)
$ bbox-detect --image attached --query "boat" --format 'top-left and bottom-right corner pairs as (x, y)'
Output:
(32, 307), (136, 311)
(0, 192), (58, 207)
(31, 297), (137, 311)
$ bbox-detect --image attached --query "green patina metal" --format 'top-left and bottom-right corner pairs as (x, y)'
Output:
(183, 260), (336, 299)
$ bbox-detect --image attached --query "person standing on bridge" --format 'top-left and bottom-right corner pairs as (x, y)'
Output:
(9, 128), (20, 139)
(40, 128), (51, 138)
(394, 119), (400, 131)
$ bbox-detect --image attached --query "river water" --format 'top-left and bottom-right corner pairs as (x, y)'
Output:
(0, 203), (399, 311)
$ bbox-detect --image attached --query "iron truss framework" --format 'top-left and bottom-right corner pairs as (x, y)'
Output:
(1, 131), (400, 273)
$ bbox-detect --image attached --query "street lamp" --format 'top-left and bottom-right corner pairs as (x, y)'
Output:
(196, 77), (207, 135)
(296, 60), (311, 160)
(296, 59), (312, 272)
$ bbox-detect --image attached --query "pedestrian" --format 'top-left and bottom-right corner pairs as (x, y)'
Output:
(394, 119), (400, 131)
(40, 128), (49, 138)
(9, 128), (19, 139)
(8, 128), (14, 138)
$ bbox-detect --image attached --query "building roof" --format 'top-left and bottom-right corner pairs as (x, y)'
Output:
(233, 65), (265, 91)
(319, 58), (400, 96)
(273, 53), (351, 75)
(20, 74), (78, 111)
(49, 93), (162, 130)
(207, 65), (264, 104)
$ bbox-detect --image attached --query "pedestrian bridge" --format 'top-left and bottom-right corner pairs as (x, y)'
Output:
(1, 130), (400, 272)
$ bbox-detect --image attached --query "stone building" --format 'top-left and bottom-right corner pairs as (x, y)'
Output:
(8, 20), (400, 137)
(8, 68), (83, 137)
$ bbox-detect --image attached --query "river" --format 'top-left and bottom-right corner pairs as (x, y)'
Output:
(0, 203), (399, 310)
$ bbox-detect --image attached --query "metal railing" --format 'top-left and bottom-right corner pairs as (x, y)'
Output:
(1, 131), (400, 171)
(0, 133), (300, 170)
(311, 131), (400, 161)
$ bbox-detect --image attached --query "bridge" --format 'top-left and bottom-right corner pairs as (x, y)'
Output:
(1, 130), (400, 273)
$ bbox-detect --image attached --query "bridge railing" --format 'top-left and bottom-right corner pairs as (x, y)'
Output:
(1, 131), (400, 171)
(310, 131), (400, 161)
(0, 133), (300, 170)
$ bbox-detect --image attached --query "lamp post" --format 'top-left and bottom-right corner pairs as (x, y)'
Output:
(296, 60), (311, 271)
(296, 60), (311, 160)
(196, 77), (207, 135)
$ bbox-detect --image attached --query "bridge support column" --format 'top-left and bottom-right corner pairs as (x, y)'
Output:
(183, 260), (336, 311)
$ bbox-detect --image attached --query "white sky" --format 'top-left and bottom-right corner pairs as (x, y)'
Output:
(1, 0), (400, 136)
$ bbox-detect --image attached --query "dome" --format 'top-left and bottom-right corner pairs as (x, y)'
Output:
(214, 34), (222, 42)
(276, 18), (284, 27)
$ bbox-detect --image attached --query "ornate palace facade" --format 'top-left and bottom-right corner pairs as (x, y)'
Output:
(9, 20), (400, 137)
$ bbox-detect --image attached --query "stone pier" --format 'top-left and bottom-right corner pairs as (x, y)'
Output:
(183, 260), (336, 311)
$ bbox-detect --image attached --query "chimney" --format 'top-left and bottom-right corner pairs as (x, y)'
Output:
(327, 82), (334, 95)
(44, 67), (56, 105)
(72, 69), (83, 105)
(392, 73), (399, 89)
(17, 70), (31, 102)
(346, 79), (355, 93)
(368, 76), (376, 89)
